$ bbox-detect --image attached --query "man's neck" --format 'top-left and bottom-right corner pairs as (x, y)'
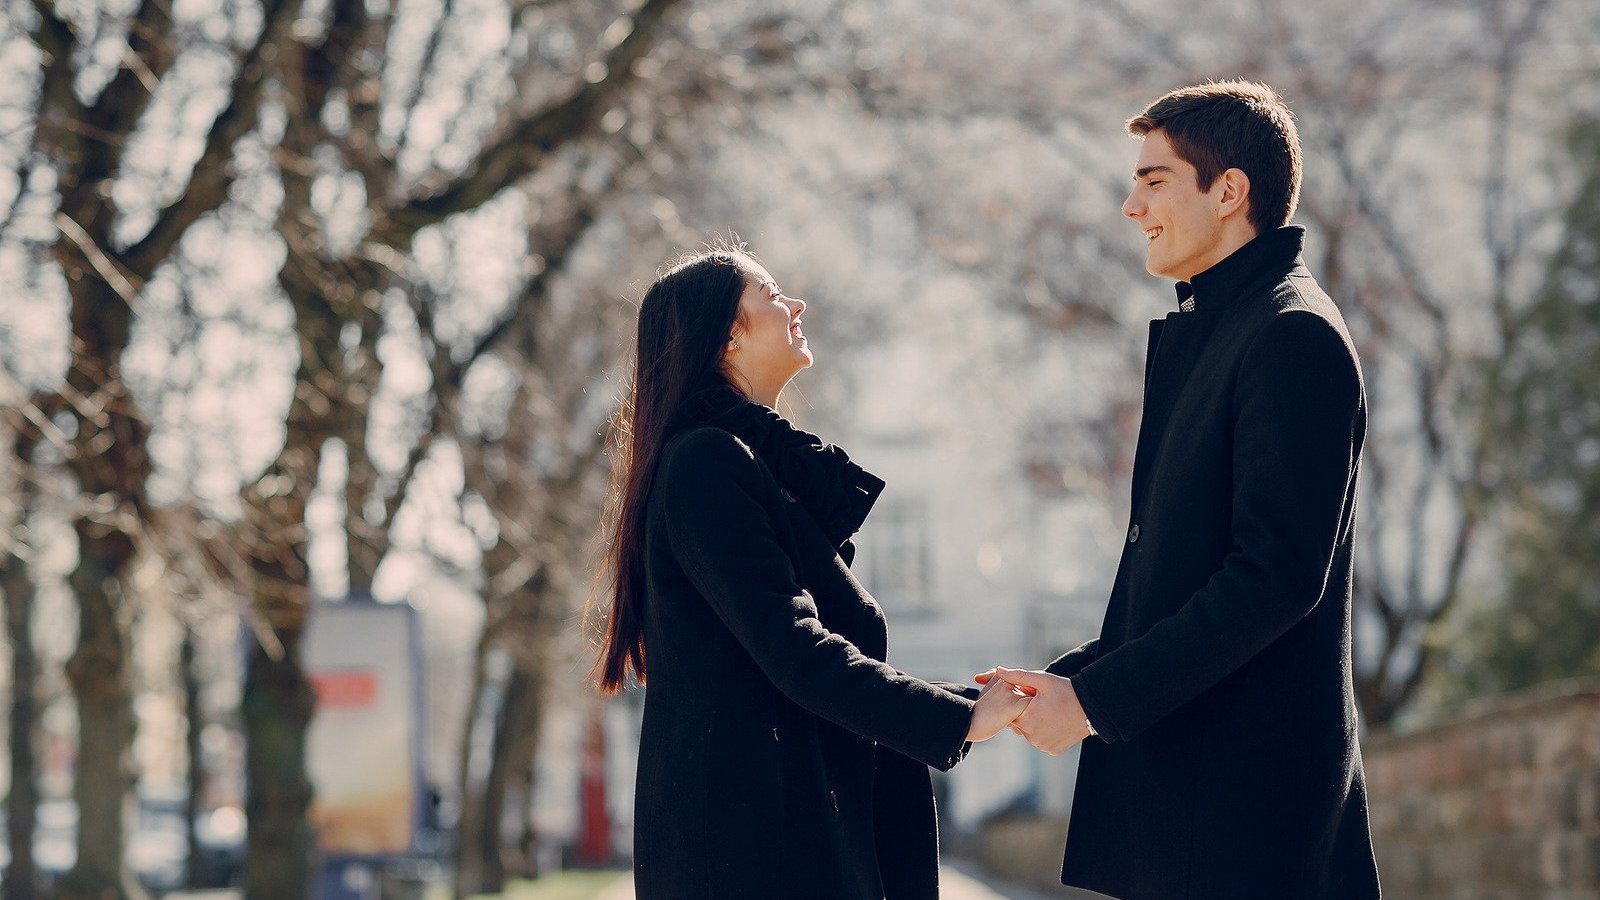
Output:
(1180, 224), (1259, 283)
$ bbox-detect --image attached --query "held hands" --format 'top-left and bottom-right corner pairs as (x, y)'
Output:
(965, 673), (1033, 742)
(974, 667), (1093, 755)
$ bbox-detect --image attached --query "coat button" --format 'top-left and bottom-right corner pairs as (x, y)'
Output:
(1127, 524), (1141, 544)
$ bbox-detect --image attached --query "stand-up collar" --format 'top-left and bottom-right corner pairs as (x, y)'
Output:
(1174, 225), (1306, 312)
(672, 382), (885, 548)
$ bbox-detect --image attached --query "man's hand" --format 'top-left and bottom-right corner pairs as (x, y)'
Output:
(975, 667), (1092, 755)
(965, 672), (1032, 742)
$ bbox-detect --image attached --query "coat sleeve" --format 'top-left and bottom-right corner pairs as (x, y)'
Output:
(1070, 310), (1364, 743)
(1044, 638), (1101, 679)
(661, 427), (975, 770)
(931, 681), (981, 701)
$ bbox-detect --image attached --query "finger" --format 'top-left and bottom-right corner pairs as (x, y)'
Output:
(973, 670), (995, 684)
(1011, 714), (1035, 738)
(993, 666), (1053, 694)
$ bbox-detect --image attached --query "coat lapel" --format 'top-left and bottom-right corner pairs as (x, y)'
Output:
(1128, 312), (1220, 513)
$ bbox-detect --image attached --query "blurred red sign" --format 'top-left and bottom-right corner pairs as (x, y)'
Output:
(312, 670), (378, 708)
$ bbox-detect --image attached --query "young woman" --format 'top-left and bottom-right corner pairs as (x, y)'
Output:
(594, 247), (1027, 899)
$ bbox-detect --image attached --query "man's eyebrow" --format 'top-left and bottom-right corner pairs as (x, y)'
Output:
(1134, 165), (1174, 179)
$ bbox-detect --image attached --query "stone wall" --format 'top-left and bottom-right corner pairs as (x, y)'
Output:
(1364, 680), (1600, 898)
(973, 681), (1600, 896)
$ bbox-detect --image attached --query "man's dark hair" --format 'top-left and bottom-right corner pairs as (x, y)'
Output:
(1127, 80), (1302, 234)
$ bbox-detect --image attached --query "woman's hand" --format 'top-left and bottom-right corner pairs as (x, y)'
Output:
(965, 674), (1032, 742)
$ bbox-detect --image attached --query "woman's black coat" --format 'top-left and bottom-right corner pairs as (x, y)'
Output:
(1048, 227), (1382, 899)
(631, 401), (975, 900)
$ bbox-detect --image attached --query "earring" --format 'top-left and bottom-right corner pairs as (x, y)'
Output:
(729, 339), (740, 350)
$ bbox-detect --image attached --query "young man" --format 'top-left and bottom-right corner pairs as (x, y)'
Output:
(984, 82), (1382, 898)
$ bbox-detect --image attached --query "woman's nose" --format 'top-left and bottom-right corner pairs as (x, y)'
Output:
(787, 296), (806, 317)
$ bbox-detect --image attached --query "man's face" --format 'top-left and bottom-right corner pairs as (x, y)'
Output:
(1121, 129), (1230, 282)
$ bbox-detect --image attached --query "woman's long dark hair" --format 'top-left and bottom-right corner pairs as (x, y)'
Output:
(592, 250), (750, 693)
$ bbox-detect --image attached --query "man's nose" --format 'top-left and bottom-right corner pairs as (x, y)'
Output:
(1122, 191), (1142, 219)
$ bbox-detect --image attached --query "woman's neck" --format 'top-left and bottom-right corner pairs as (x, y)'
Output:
(729, 372), (784, 409)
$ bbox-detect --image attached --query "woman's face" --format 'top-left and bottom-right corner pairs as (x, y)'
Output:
(725, 263), (810, 402)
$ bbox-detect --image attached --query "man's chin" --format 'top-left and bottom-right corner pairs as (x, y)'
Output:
(1146, 256), (1182, 281)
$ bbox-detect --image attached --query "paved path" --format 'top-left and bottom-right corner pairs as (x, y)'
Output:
(594, 862), (1109, 899)
(171, 862), (1111, 899)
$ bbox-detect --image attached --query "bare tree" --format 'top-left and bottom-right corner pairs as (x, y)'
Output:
(447, 272), (629, 894)
(1, 410), (43, 900)
(1277, 0), (1566, 723)
(21, 0), (296, 891)
(226, 1), (685, 894)
(19, 0), (685, 893)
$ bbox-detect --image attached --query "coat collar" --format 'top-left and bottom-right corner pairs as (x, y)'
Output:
(673, 382), (885, 548)
(1174, 225), (1306, 313)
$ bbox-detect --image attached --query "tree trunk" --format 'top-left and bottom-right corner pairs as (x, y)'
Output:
(236, 290), (339, 898)
(49, 192), (153, 900)
(181, 627), (206, 888)
(450, 582), (557, 897)
(452, 638), (495, 899)
(484, 663), (548, 889)
(342, 323), (383, 597)
(240, 630), (316, 900)
(517, 753), (539, 878)
(454, 656), (549, 895)
(237, 424), (325, 899)
(2, 485), (40, 900)
(475, 667), (523, 894)
(3, 564), (40, 900)
(58, 524), (145, 900)
(500, 665), (547, 880)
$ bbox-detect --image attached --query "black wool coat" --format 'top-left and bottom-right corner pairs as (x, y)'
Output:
(632, 394), (976, 900)
(1048, 227), (1382, 899)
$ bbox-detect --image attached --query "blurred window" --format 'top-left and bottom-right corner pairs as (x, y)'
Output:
(860, 497), (934, 615)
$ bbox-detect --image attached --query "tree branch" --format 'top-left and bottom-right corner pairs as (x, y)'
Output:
(30, 0), (88, 204)
(370, 0), (685, 248)
(392, 0), (453, 167)
(122, 0), (303, 279)
(80, 0), (179, 174)
(337, 0), (396, 202)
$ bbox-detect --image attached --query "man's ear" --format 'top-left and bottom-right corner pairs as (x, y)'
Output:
(1217, 168), (1251, 220)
